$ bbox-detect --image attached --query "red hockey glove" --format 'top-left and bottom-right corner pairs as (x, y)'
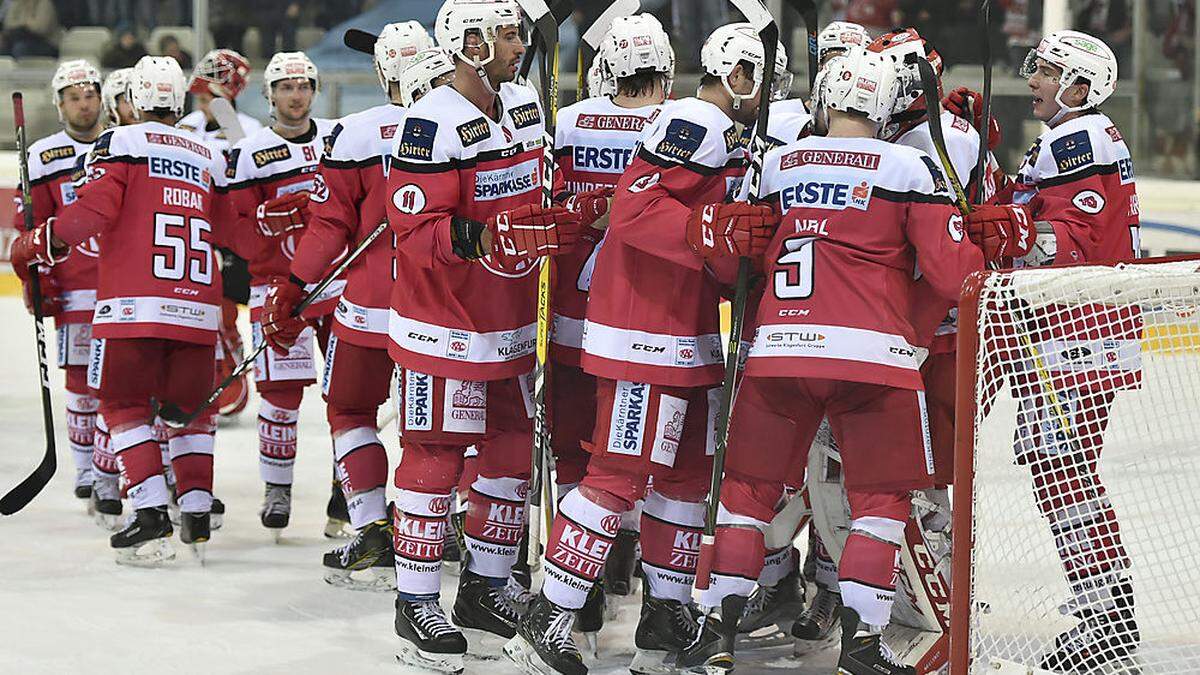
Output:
(488, 204), (582, 261)
(261, 275), (307, 355)
(563, 188), (613, 229)
(255, 191), (311, 237)
(943, 86), (1002, 151)
(965, 204), (1035, 264)
(685, 202), (779, 260)
(22, 270), (63, 317)
(9, 217), (69, 281)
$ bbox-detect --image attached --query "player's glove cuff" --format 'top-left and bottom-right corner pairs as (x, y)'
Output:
(450, 216), (487, 261)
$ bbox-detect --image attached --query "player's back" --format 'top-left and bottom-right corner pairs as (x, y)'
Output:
(747, 136), (979, 390)
(79, 121), (228, 344)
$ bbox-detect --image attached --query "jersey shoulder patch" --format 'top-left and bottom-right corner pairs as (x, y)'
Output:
(397, 117), (440, 161)
(1049, 129), (1094, 175)
(225, 148), (241, 180)
(656, 118), (707, 162)
(38, 144), (76, 165)
(919, 154), (950, 195)
(456, 117), (491, 148)
(509, 101), (541, 130)
(252, 143), (291, 168)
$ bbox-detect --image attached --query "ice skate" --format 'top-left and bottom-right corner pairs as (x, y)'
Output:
(394, 596), (467, 674)
(260, 483), (291, 542)
(678, 595), (746, 674)
(323, 480), (352, 538)
(602, 528), (639, 596)
(442, 512), (462, 568)
(629, 592), (703, 675)
(90, 474), (123, 531)
(1041, 580), (1139, 672)
(74, 468), (93, 500)
(511, 532), (532, 589)
(503, 593), (588, 675)
(576, 582), (604, 659)
(210, 497), (225, 530)
(322, 518), (395, 591)
(836, 607), (914, 675)
(179, 511), (210, 564)
(451, 568), (525, 639)
(111, 506), (175, 567)
(792, 586), (842, 654)
(737, 569), (805, 647)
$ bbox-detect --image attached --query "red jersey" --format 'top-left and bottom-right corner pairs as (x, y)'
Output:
(582, 97), (748, 388)
(385, 82), (550, 381)
(745, 136), (983, 390)
(52, 122), (235, 345)
(292, 104), (405, 349)
(551, 95), (659, 366)
(225, 118), (340, 320)
(15, 130), (100, 325)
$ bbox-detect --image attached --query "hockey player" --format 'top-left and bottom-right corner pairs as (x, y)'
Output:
(102, 68), (136, 127)
(383, 1), (590, 670)
(682, 47), (984, 674)
(261, 23), (442, 589)
(225, 51), (338, 540)
(10, 56), (235, 564)
(549, 12), (674, 626)
(180, 48), (263, 422)
(505, 22), (788, 675)
(10, 60), (104, 504)
(959, 30), (1141, 671)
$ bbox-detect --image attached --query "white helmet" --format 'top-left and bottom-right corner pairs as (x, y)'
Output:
(817, 21), (870, 63)
(700, 22), (790, 109)
(1021, 29), (1117, 118)
(598, 14), (675, 96)
(101, 67), (133, 125)
(128, 56), (187, 118)
(587, 58), (612, 98)
(435, 0), (526, 68)
(52, 59), (101, 95)
(398, 48), (457, 106)
(813, 47), (901, 127)
(375, 21), (437, 96)
(263, 51), (320, 106)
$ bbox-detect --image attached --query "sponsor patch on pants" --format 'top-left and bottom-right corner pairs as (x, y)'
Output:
(608, 381), (648, 456)
(649, 393), (688, 467)
(443, 379), (486, 434)
(87, 338), (105, 389)
(404, 370), (433, 432)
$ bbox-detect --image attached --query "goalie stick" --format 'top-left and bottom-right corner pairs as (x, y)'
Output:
(1, 93), (57, 516)
(209, 97), (246, 145)
(514, 0), (566, 569)
(577, 0), (641, 100)
(692, 0), (779, 601)
(157, 220), (390, 428)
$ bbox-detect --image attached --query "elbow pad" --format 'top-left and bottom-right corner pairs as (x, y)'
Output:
(450, 216), (487, 261)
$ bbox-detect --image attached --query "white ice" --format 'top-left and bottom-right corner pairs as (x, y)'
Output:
(0, 297), (836, 674)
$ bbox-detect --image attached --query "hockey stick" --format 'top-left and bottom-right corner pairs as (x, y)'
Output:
(158, 221), (390, 428)
(973, 0), (993, 198)
(343, 28), (377, 55)
(1, 93), (58, 516)
(782, 0), (819, 90)
(519, 0), (574, 81)
(577, 0), (641, 100)
(515, 0), (564, 570)
(692, 0), (778, 601)
(209, 97), (246, 145)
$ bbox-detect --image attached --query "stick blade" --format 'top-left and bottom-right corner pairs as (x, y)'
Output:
(581, 0), (640, 49)
(727, 0), (775, 32)
(209, 98), (245, 144)
(156, 402), (191, 429)
(343, 28), (377, 55)
(0, 453), (54, 515)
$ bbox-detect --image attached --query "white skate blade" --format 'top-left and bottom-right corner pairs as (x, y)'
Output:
(114, 538), (175, 568)
(502, 634), (563, 675)
(188, 542), (207, 565)
(396, 644), (464, 674)
(629, 648), (681, 675)
(984, 658), (1058, 674)
(736, 625), (793, 649)
(268, 528), (284, 544)
(579, 631), (599, 659)
(603, 594), (620, 621)
(324, 517), (352, 539)
(323, 567), (395, 592)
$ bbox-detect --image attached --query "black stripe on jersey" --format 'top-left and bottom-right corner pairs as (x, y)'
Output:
(89, 155), (148, 166)
(322, 155), (383, 171)
(29, 165), (77, 187)
(1033, 161), (1119, 189)
(225, 164), (320, 191)
(637, 146), (745, 177)
(390, 144), (539, 174)
(872, 186), (955, 205)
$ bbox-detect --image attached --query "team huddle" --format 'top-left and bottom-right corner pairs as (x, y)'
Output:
(8, 0), (1139, 673)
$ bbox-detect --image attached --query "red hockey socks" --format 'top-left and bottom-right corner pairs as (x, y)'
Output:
(639, 490), (705, 604)
(333, 427), (388, 529)
(542, 486), (621, 610)
(464, 475), (527, 580)
(839, 517), (905, 628)
(170, 431), (214, 513)
(258, 399), (299, 486)
(113, 425), (168, 509)
(393, 488), (451, 599)
(65, 391), (97, 484)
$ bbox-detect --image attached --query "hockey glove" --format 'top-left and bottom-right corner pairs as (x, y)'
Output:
(943, 86), (1002, 151)
(9, 217), (70, 281)
(261, 275), (307, 355)
(22, 270), (63, 318)
(563, 187), (613, 230)
(255, 191), (311, 237)
(488, 204), (582, 261)
(685, 202), (778, 260)
(965, 204), (1035, 264)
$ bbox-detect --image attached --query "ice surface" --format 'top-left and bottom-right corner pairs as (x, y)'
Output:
(0, 298), (838, 674)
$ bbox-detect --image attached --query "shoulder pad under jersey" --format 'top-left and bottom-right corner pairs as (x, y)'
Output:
(325, 104), (407, 164)
(641, 97), (741, 171)
(1029, 112), (1130, 184)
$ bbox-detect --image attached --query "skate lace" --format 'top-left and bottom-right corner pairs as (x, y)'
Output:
(742, 585), (774, 619)
(808, 588), (839, 624)
(335, 527), (369, 565)
(544, 607), (580, 654)
(671, 601), (700, 642)
(414, 601), (458, 638)
(498, 578), (534, 617)
(263, 485), (290, 515)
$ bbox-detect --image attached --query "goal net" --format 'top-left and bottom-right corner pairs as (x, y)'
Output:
(951, 257), (1200, 674)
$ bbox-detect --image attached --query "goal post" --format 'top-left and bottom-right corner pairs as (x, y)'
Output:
(950, 256), (1200, 674)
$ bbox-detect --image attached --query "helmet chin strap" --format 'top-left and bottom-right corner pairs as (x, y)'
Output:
(1047, 76), (1088, 127)
(458, 49), (498, 96)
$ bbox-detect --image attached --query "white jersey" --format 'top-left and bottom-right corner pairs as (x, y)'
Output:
(555, 95), (661, 194)
(765, 98), (813, 148)
(178, 109), (264, 154)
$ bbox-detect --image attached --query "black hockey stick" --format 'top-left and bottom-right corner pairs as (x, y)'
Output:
(783, 0), (819, 90)
(1, 93), (58, 516)
(973, 0), (993, 201)
(693, 0), (778, 600)
(157, 221), (390, 429)
(519, 0), (574, 81)
(343, 28), (377, 55)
